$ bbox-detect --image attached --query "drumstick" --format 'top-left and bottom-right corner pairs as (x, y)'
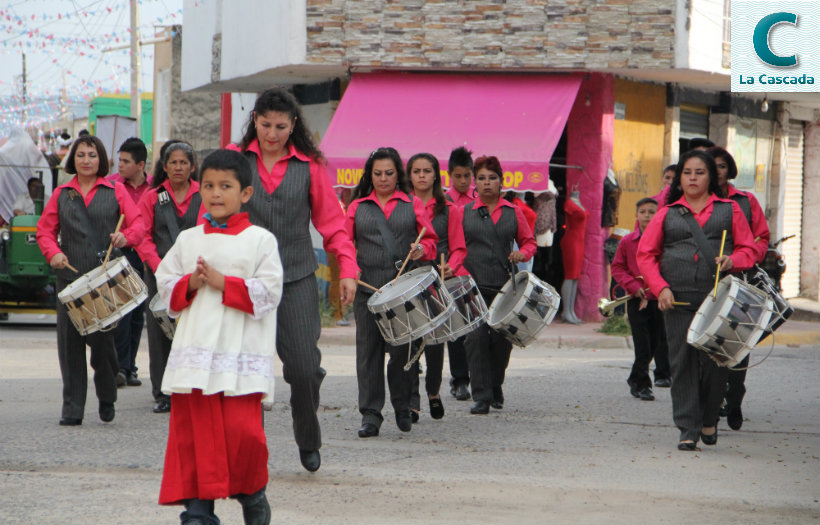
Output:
(440, 253), (445, 281)
(102, 214), (125, 268)
(713, 229), (727, 299)
(394, 227), (427, 282)
(672, 301), (691, 306)
(65, 262), (79, 273)
(356, 279), (380, 292)
(753, 236), (761, 243)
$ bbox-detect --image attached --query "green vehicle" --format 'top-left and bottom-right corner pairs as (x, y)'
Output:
(0, 197), (57, 314)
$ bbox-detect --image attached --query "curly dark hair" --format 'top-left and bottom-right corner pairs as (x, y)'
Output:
(351, 147), (410, 201)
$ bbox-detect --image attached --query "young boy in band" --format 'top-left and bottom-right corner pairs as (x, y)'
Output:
(156, 150), (283, 525)
(612, 197), (671, 401)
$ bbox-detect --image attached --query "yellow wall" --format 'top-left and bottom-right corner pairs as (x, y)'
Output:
(612, 79), (667, 231)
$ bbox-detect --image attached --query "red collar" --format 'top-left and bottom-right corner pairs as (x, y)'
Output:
(202, 212), (253, 235)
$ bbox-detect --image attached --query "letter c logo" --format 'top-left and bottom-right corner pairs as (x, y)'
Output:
(753, 12), (798, 67)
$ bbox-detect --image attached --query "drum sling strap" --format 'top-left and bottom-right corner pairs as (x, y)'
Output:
(361, 200), (404, 269)
(157, 189), (181, 240)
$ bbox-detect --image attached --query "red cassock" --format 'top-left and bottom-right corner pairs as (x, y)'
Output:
(561, 198), (588, 280)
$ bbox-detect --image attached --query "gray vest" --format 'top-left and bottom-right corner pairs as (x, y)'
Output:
(242, 154), (316, 283)
(57, 185), (121, 283)
(431, 205), (450, 262)
(660, 201), (734, 295)
(729, 191), (752, 226)
(354, 197), (418, 291)
(462, 202), (517, 289)
(153, 190), (202, 259)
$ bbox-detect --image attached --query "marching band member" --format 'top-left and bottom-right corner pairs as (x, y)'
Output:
(36, 135), (144, 426)
(406, 152), (468, 422)
(611, 197), (671, 402)
(345, 147), (437, 437)
(637, 150), (757, 451)
(228, 88), (358, 472)
(709, 146), (770, 431)
(136, 141), (201, 414)
(461, 155), (536, 415)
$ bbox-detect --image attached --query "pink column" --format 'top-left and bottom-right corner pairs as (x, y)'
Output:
(566, 73), (615, 321)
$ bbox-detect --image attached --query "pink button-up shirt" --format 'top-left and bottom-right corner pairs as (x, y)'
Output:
(727, 185), (769, 263)
(446, 187), (474, 207)
(418, 197), (468, 276)
(611, 227), (655, 299)
(636, 194), (758, 297)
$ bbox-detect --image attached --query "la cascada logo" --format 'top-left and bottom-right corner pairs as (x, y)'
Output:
(731, 1), (820, 92)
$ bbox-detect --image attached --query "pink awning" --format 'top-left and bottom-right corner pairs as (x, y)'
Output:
(321, 72), (582, 192)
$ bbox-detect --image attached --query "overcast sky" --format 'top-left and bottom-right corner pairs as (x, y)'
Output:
(0, 0), (183, 137)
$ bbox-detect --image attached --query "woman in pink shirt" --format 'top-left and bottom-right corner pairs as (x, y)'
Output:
(406, 152), (468, 423)
(637, 150), (757, 451)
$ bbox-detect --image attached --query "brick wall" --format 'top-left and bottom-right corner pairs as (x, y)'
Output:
(305, 0), (677, 70)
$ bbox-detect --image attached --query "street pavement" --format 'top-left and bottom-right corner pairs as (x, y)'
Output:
(1, 317), (818, 524)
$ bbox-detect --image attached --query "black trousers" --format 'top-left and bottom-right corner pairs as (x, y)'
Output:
(114, 248), (145, 375)
(447, 335), (470, 386)
(725, 355), (749, 409)
(465, 289), (511, 404)
(626, 298), (671, 390)
(664, 305), (729, 442)
(144, 270), (172, 401)
(410, 341), (444, 411)
(354, 291), (412, 427)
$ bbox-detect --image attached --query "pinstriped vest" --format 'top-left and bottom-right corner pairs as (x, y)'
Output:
(242, 154), (316, 283)
(661, 201), (734, 294)
(431, 205), (450, 262)
(57, 185), (121, 283)
(152, 190), (202, 259)
(729, 191), (752, 226)
(354, 196), (418, 291)
(463, 202), (517, 289)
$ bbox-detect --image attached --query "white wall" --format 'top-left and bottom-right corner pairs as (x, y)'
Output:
(182, 0), (307, 91)
(676, 0), (730, 74)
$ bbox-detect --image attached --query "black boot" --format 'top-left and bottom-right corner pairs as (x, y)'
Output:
(236, 489), (271, 525)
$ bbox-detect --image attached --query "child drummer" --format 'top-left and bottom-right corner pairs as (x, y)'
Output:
(36, 134), (144, 427)
(155, 150), (283, 525)
(611, 198), (671, 402)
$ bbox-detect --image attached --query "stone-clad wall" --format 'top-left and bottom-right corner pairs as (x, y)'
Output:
(305, 0), (677, 70)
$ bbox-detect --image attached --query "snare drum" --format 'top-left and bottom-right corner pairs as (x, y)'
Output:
(687, 275), (775, 367)
(425, 275), (488, 344)
(487, 271), (561, 347)
(367, 267), (455, 345)
(58, 256), (148, 336)
(149, 293), (175, 340)
(744, 266), (793, 335)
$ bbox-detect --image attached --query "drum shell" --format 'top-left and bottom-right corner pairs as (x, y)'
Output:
(58, 257), (148, 336)
(425, 275), (488, 344)
(687, 275), (774, 367)
(745, 267), (793, 334)
(487, 271), (561, 347)
(149, 293), (176, 340)
(366, 267), (455, 345)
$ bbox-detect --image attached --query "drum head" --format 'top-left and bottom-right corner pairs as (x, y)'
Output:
(368, 267), (437, 308)
(487, 272), (529, 326)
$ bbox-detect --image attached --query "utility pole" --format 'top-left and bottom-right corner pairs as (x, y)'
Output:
(21, 52), (27, 124)
(130, 0), (141, 138)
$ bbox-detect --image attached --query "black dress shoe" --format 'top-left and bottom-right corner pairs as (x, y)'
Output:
(677, 441), (697, 451)
(429, 398), (444, 420)
(153, 397), (171, 413)
(638, 387), (655, 401)
(453, 383), (470, 401)
(59, 417), (82, 426)
(410, 410), (420, 423)
(395, 410), (412, 432)
(701, 427), (718, 445)
(99, 402), (115, 422)
(719, 403), (728, 418)
(358, 423), (379, 438)
(628, 380), (640, 398)
(299, 449), (321, 472)
(727, 407), (743, 430)
(654, 378), (671, 388)
(238, 490), (271, 525)
(470, 401), (490, 414)
(126, 372), (142, 387)
(116, 371), (127, 388)
(491, 386), (504, 409)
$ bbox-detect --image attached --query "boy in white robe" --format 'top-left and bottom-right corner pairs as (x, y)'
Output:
(156, 149), (282, 525)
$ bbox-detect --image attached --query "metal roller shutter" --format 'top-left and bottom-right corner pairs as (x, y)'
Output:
(781, 121), (804, 298)
(680, 104), (709, 138)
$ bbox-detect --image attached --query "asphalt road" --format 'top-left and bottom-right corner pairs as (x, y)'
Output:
(1, 323), (818, 524)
